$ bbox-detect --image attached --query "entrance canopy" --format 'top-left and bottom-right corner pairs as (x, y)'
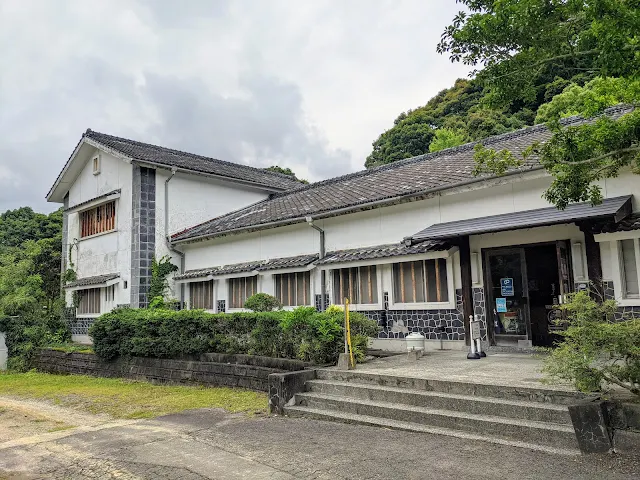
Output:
(409, 195), (632, 242)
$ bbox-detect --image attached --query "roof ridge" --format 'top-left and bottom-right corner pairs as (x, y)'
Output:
(84, 129), (303, 184)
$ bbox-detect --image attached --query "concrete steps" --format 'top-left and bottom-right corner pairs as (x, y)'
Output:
(284, 370), (585, 455)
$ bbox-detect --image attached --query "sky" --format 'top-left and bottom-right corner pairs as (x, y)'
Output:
(0, 0), (470, 213)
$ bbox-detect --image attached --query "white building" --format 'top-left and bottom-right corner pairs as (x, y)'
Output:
(48, 108), (640, 349)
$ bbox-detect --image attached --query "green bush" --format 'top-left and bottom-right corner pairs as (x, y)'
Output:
(244, 293), (281, 312)
(0, 311), (70, 371)
(89, 306), (380, 365)
(542, 291), (640, 396)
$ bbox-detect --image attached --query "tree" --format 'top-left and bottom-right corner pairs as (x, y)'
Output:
(266, 166), (309, 184)
(439, 0), (640, 208)
(429, 128), (467, 153)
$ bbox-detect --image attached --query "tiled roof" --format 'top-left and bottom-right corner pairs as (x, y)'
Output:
(591, 213), (640, 234)
(65, 273), (119, 288)
(84, 130), (303, 191)
(316, 240), (450, 266)
(174, 254), (318, 280)
(172, 105), (633, 243)
(65, 189), (120, 212)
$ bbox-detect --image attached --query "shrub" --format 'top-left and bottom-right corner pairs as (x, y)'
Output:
(89, 306), (380, 365)
(0, 311), (70, 371)
(542, 291), (640, 397)
(244, 293), (281, 312)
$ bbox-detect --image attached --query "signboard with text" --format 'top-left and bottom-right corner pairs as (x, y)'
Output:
(500, 278), (514, 296)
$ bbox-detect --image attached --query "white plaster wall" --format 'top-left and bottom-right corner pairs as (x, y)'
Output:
(183, 224), (319, 271)
(179, 169), (639, 303)
(67, 150), (132, 306)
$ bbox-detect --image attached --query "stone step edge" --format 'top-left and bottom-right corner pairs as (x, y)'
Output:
(284, 406), (581, 457)
(317, 370), (587, 400)
(306, 380), (570, 413)
(295, 392), (576, 432)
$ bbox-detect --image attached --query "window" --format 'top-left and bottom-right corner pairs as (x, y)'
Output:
(92, 155), (101, 175)
(77, 288), (100, 314)
(275, 271), (311, 306)
(190, 280), (214, 309)
(104, 285), (116, 311)
(332, 266), (378, 304)
(620, 239), (640, 298)
(80, 201), (116, 237)
(393, 258), (448, 303)
(229, 276), (258, 308)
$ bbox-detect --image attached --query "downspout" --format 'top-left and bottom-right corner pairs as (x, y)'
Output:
(306, 216), (326, 311)
(165, 167), (185, 305)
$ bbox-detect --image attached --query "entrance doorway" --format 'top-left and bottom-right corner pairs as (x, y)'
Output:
(483, 241), (573, 348)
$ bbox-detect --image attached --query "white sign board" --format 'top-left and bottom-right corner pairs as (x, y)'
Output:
(470, 321), (481, 340)
(0, 332), (7, 370)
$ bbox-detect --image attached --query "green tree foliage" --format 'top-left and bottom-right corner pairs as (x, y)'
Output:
(266, 165), (309, 184)
(0, 206), (69, 369)
(542, 291), (639, 396)
(429, 128), (467, 153)
(244, 293), (282, 312)
(439, 0), (640, 209)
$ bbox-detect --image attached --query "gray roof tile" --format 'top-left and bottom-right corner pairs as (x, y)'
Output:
(316, 240), (450, 266)
(65, 273), (119, 288)
(591, 213), (640, 234)
(65, 189), (120, 211)
(84, 130), (303, 191)
(174, 254), (318, 280)
(171, 105), (634, 243)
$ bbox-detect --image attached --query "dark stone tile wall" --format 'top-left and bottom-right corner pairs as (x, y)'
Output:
(217, 299), (226, 313)
(601, 280), (640, 321)
(69, 317), (95, 336)
(362, 289), (468, 341)
(130, 165), (156, 308)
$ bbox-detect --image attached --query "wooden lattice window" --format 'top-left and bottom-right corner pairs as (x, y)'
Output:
(392, 258), (448, 303)
(77, 288), (101, 314)
(190, 280), (214, 309)
(80, 201), (116, 237)
(332, 266), (378, 304)
(229, 276), (258, 308)
(274, 271), (311, 306)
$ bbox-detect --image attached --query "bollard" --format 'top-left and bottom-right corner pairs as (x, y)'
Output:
(467, 315), (481, 360)
(475, 315), (487, 357)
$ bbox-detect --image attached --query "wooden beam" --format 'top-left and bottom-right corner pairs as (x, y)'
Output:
(458, 235), (473, 345)
(579, 223), (604, 300)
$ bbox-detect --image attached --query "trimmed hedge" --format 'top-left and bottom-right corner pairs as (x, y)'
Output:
(89, 306), (379, 365)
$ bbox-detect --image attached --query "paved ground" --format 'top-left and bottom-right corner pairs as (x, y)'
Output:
(0, 398), (638, 479)
(355, 350), (574, 390)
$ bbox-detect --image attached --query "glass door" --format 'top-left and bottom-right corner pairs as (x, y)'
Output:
(484, 248), (530, 346)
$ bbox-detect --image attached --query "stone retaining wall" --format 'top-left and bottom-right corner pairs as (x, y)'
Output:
(37, 349), (308, 392)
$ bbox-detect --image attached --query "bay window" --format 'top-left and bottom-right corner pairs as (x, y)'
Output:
(229, 276), (258, 308)
(80, 201), (116, 237)
(620, 239), (640, 298)
(332, 266), (378, 304)
(76, 288), (101, 315)
(392, 258), (448, 304)
(274, 271), (311, 306)
(190, 280), (214, 309)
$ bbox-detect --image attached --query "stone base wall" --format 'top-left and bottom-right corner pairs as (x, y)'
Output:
(359, 288), (488, 342)
(37, 350), (307, 392)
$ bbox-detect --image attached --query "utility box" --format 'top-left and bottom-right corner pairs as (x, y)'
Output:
(0, 332), (7, 370)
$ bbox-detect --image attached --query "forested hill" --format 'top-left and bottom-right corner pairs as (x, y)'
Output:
(365, 72), (594, 169)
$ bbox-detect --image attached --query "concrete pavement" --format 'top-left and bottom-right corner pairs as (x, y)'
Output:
(1, 406), (638, 479)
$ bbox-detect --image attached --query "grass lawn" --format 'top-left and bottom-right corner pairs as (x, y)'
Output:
(0, 371), (267, 419)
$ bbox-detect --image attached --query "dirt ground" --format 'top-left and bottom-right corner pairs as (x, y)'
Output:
(0, 395), (638, 479)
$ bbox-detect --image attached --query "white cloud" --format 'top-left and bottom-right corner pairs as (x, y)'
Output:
(0, 0), (470, 212)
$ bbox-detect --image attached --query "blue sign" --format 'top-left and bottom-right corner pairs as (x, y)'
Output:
(500, 278), (514, 297)
(496, 297), (507, 313)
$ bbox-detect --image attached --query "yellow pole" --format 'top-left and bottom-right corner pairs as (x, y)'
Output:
(344, 297), (355, 368)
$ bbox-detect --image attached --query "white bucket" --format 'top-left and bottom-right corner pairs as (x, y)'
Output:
(405, 332), (425, 352)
